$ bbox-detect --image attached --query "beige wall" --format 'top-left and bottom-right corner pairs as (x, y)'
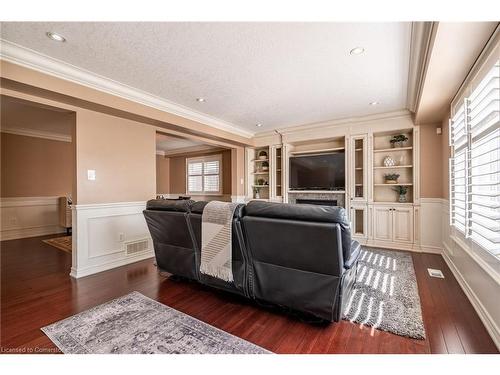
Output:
(419, 124), (444, 198)
(168, 149), (232, 196)
(441, 115), (451, 200)
(156, 154), (170, 194)
(76, 110), (156, 204)
(1, 133), (74, 198)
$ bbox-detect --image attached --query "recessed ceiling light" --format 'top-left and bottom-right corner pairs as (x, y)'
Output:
(350, 47), (365, 55)
(46, 31), (66, 42)
(370, 101), (379, 106)
(256, 123), (263, 127)
(196, 98), (206, 102)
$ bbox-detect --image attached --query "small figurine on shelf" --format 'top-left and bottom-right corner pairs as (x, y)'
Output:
(258, 150), (268, 160)
(392, 185), (409, 203)
(262, 161), (269, 171)
(389, 134), (409, 148)
(384, 173), (400, 184)
(257, 178), (266, 186)
(253, 187), (260, 199)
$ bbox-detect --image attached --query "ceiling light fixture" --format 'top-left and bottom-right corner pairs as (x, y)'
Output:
(256, 123), (263, 127)
(350, 47), (365, 55)
(370, 101), (379, 106)
(196, 98), (206, 102)
(46, 31), (66, 42)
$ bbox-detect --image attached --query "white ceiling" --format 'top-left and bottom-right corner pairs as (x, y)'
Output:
(0, 22), (411, 134)
(156, 133), (211, 152)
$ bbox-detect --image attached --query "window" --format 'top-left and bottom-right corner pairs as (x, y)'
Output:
(186, 155), (222, 195)
(449, 60), (500, 259)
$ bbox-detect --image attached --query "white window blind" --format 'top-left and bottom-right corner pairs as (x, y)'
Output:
(450, 60), (500, 259)
(186, 155), (222, 195)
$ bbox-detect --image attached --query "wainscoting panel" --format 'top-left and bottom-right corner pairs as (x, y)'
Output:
(418, 198), (444, 253)
(0, 196), (65, 240)
(440, 199), (500, 350)
(71, 201), (153, 279)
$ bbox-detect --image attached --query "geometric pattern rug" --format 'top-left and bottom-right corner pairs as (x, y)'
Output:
(42, 236), (72, 253)
(343, 247), (426, 340)
(41, 291), (270, 354)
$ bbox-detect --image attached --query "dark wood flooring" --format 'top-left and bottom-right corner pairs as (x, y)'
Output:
(1, 234), (498, 354)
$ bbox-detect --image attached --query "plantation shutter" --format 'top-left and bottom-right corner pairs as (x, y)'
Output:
(187, 156), (222, 194)
(450, 102), (468, 234)
(467, 61), (500, 256)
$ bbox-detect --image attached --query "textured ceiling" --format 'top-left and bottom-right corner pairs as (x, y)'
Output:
(1, 22), (411, 133)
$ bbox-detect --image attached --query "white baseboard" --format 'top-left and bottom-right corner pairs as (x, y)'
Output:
(442, 244), (500, 350)
(70, 250), (154, 278)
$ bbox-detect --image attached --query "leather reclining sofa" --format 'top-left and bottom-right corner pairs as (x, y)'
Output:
(143, 199), (361, 322)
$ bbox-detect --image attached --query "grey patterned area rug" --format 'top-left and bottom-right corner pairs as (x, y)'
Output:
(41, 291), (270, 354)
(343, 247), (426, 339)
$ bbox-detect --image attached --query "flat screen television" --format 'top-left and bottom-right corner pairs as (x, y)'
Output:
(289, 153), (345, 190)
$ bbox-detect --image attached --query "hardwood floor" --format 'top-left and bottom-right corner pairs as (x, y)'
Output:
(1, 234), (497, 354)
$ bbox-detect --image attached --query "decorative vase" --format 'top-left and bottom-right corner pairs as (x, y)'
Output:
(383, 156), (396, 167)
(258, 151), (268, 160)
(398, 194), (407, 203)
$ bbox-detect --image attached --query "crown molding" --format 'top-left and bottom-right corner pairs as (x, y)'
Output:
(0, 39), (255, 139)
(407, 22), (437, 113)
(254, 109), (412, 138)
(156, 150), (166, 156)
(1, 127), (72, 142)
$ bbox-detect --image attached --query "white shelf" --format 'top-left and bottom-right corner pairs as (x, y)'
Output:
(252, 172), (269, 175)
(355, 167), (363, 170)
(374, 183), (413, 186)
(251, 159), (269, 162)
(290, 147), (345, 155)
(253, 185), (269, 188)
(355, 148), (363, 151)
(373, 146), (413, 153)
(373, 165), (413, 169)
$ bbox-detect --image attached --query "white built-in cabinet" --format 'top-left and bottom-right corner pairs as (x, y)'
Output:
(247, 122), (422, 251)
(372, 205), (413, 244)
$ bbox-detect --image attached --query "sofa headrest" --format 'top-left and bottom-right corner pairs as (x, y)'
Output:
(191, 200), (209, 214)
(146, 199), (194, 212)
(191, 200), (245, 218)
(244, 200), (349, 225)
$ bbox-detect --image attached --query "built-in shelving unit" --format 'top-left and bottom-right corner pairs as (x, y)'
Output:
(372, 130), (415, 203)
(247, 146), (270, 200)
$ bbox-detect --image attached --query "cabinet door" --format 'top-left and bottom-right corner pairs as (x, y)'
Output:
(350, 134), (368, 202)
(373, 206), (393, 241)
(392, 207), (414, 243)
(351, 205), (368, 239)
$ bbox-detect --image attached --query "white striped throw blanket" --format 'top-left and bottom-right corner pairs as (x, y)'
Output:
(200, 201), (239, 282)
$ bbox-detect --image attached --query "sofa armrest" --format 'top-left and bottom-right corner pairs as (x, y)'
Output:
(344, 240), (361, 270)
